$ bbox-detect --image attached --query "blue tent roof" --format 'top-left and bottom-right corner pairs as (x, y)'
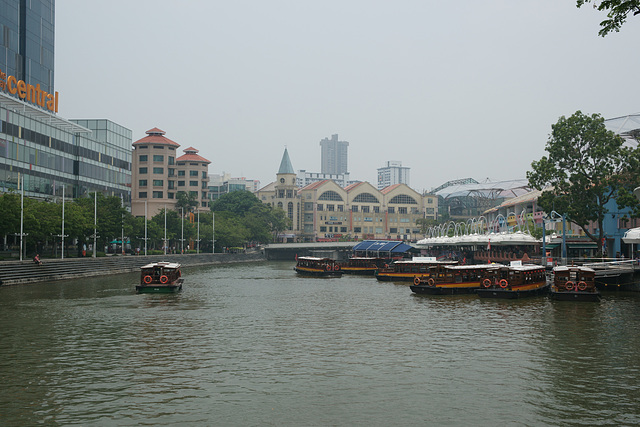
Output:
(352, 240), (412, 254)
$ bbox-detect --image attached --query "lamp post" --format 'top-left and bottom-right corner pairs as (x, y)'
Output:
(196, 210), (200, 254)
(180, 207), (185, 254)
(92, 192), (97, 258)
(212, 211), (215, 254)
(55, 185), (68, 259)
(14, 175), (27, 261)
(164, 204), (167, 255)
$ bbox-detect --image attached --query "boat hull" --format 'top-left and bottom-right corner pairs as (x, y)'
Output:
(410, 284), (479, 295)
(136, 283), (182, 294)
(550, 290), (601, 302)
(341, 267), (377, 275)
(294, 267), (342, 277)
(476, 284), (549, 299)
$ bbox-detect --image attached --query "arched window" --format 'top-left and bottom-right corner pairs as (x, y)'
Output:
(318, 190), (343, 201)
(277, 202), (283, 210)
(389, 194), (417, 204)
(353, 193), (379, 203)
(288, 202), (294, 221)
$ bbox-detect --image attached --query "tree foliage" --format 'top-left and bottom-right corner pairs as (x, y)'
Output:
(577, 0), (640, 36)
(527, 111), (640, 254)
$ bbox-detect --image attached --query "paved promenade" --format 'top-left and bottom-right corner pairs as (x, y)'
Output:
(0, 252), (266, 286)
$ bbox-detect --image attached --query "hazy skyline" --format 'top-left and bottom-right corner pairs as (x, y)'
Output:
(55, 1), (640, 192)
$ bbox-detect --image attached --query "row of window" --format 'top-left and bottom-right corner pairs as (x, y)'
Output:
(138, 166), (206, 178)
(139, 180), (207, 188)
(2, 120), (131, 170)
(315, 204), (420, 214)
(138, 191), (208, 202)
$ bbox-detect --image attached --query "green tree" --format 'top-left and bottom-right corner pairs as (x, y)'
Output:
(175, 191), (199, 213)
(527, 111), (640, 254)
(416, 218), (438, 234)
(211, 191), (262, 215)
(576, 0), (640, 36)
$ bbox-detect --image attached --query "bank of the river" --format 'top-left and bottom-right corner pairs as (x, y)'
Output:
(0, 251), (266, 286)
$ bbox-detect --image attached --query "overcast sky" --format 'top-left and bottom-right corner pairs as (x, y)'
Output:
(55, 1), (640, 193)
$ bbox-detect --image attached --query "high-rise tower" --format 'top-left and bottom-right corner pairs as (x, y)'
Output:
(0, 0), (55, 97)
(320, 134), (349, 175)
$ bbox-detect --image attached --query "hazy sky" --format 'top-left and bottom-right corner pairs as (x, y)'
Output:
(55, 1), (640, 192)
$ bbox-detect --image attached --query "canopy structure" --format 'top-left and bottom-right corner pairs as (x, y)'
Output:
(416, 231), (539, 247)
(622, 227), (640, 244)
(352, 240), (413, 256)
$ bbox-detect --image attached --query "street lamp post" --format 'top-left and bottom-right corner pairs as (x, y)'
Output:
(196, 210), (200, 254)
(180, 207), (185, 254)
(93, 192), (97, 258)
(212, 211), (215, 254)
(164, 204), (167, 255)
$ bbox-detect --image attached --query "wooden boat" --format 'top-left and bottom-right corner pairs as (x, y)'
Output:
(550, 265), (601, 301)
(476, 263), (548, 299)
(136, 262), (183, 293)
(339, 257), (388, 275)
(410, 264), (494, 295)
(294, 256), (343, 277)
(375, 257), (457, 282)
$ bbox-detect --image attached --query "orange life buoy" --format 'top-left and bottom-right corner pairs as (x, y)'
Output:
(565, 281), (575, 291)
(160, 275), (169, 284)
(499, 279), (508, 288)
(334, 265), (340, 271)
(577, 281), (587, 291)
(325, 264), (331, 271)
(143, 275), (152, 284)
(483, 279), (492, 288)
(414, 276), (421, 286)
(427, 278), (435, 287)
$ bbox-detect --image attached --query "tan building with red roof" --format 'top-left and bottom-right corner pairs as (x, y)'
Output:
(257, 149), (437, 242)
(131, 128), (210, 218)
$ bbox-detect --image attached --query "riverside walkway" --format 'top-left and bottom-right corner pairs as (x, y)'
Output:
(0, 252), (266, 286)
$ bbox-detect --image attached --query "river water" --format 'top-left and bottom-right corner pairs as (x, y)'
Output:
(1, 261), (639, 426)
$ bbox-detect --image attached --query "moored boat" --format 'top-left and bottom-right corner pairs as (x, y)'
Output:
(410, 264), (494, 295)
(339, 257), (388, 275)
(476, 262), (548, 299)
(136, 262), (183, 293)
(375, 257), (457, 282)
(294, 256), (343, 277)
(550, 265), (600, 301)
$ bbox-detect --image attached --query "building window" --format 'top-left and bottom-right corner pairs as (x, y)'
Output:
(428, 198), (433, 204)
(352, 206), (358, 212)
(139, 167), (147, 174)
(153, 167), (164, 174)
(153, 180), (163, 187)
(168, 168), (175, 177)
(318, 191), (344, 201)
(153, 146), (164, 149)
(317, 204), (323, 211)
(190, 170), (198, 177)
(399, 207), (408, 214)
(327, 204), (335, 211)
(353, 193), (379, 203)
(190, 181), (198, 186)
(388, 207), (395, 214)
(138, 146), (148, 149)
(362, 206), (370, 213)
(338, 205), (344, 212)
(320, 226), (327, 232)
(153, 191), (163, 198)
(189, 191), (197, 198)
(202, 192), (207, 200)
(168, 181), (175, 189)
(390, 227), (397, 233)
(178, 181), (185, 187)
(202, 171), (207, 179)
(389, 194), (417, 204)
(340, 227), (347, 232)
(139, 192), (147, 198)
(139, 155), (148, 162)
(354, 227), (361, 233)
(373, 206), (380, 213)
(168, 192), (174, 199)
(168, 156), (174, 165)
(288, 201), (294, 220)
(153, 155), (164, 162)
(139, 180), (147, 187)
(202, 201), (207, 207)
(178, 170), (185, 176)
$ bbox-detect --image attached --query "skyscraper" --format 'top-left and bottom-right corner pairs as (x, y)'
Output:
(320, 134), (349, 175)
(377, 161), (410, 189)
(0, 0), (55, 96)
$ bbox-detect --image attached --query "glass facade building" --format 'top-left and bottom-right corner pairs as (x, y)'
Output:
(0, 0), (55, 95)
(0, 93), (132, 200)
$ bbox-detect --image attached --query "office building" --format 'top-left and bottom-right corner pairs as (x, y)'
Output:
(296, 170), (351, 188)
(0, 0), (55, 96)
(131, 128), (210, 218)
(377, 161), (410, 189)
(208, 173), (260, 201)
(320, 134), (348, 175)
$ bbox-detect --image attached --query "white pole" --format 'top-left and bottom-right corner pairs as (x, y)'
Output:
(144, 201), (147, 256)
(164, 204), (167, 255)
(212, 211), (215, 254)
(121, 193), (124, 255)
(19, 175), (23, 261)
(93, 191), (97, 258)
(61, 185), (65, 259)
(197, 210), (200, 254)
(181, 207), (184, 254)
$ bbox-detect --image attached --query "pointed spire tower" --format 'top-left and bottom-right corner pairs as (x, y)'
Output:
(276, 147), (297, 187)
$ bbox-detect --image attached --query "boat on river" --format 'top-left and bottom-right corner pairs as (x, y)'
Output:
(136, 262), (183, 293)
(339, 257), (388, 275)
(410, 264), (494, 295)
(294, 256), (343, 277)
(476, 262), (548, 299)
(550, 265), (600, 301)
(375, 257), (457, 282)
